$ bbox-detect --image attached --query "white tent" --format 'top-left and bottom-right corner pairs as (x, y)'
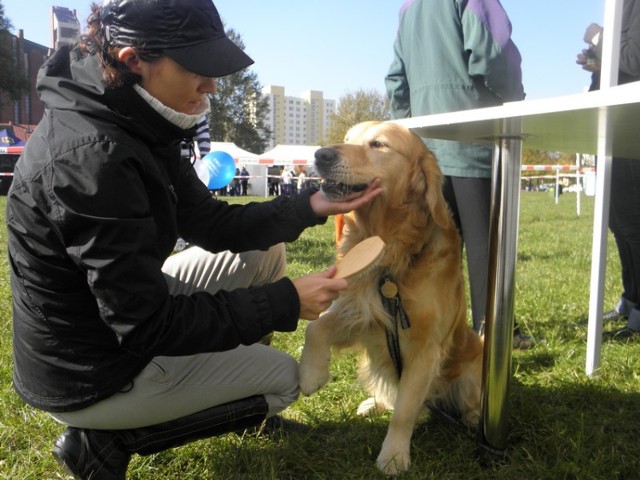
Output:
(208, 142), (259, 164)
(257, 144), (321, 166)
(198, 143), (322, 196)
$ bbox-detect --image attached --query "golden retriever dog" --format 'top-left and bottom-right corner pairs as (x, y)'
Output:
(298, 121), (484, 476)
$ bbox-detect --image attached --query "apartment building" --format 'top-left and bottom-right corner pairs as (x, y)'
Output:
(261, 85), (336, 149)
(51, 6), (81, 50)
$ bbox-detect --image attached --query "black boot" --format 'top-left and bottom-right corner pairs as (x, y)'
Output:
(52, 428), (130, 480)
(52, 394), (269, 479)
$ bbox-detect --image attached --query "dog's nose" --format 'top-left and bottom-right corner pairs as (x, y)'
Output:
(314, 147), (339, 169)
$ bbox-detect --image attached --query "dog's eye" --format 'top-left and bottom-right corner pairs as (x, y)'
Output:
(370, 140), (385, 149)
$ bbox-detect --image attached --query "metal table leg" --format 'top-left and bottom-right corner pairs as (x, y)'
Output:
(479, 131), (522, 453)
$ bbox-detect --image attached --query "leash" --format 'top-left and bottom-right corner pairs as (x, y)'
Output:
(378, 272), (411, 378)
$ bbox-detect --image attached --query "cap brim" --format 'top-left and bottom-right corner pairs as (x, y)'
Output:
(164, 36), (254, 78)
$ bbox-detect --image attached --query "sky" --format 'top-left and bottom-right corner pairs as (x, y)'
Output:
(3, 0), (605, 102)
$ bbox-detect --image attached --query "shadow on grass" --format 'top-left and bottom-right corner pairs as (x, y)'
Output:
(514, 351), (557, 373)
(126, 378), (640, 480)
(505, 379), (640, 479)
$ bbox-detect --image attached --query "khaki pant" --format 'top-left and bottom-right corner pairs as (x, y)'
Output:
(51, 245), (299, 429)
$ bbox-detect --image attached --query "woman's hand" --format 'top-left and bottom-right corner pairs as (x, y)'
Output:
(292, 266), (347, 320)
(309, 179), (383, 218)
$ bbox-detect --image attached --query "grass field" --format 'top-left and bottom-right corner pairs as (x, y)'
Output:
(1, 191), (639, 479)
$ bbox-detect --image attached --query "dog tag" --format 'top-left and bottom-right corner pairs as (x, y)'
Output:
(380, 280), (398, 298)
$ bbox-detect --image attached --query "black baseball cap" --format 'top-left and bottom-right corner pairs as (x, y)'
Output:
(100, 0), (254, 77)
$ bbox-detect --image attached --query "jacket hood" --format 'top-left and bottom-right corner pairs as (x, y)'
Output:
(36, 46), (194, 146)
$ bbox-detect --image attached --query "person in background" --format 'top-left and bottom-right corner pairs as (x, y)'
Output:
(577, 0), (640, 340)
(5, 1), (382, 479)
(268, 165), (281, 196)
(296, 166), (307, 194)
(240, 165), (250, 196)
(181, 114), (211, 161)
(177, 116), (212, 250)
(231, 167), (241, 196)
(385, 0), (532, 348)
(281, 167), (293, 195)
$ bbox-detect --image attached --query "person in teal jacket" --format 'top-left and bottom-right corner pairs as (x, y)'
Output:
(385, 0), (531, 347)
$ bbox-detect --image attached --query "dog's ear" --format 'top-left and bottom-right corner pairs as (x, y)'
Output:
(420, 148), (452, 229)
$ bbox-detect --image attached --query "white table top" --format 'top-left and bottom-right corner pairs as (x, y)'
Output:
(392, 82), (640, 158)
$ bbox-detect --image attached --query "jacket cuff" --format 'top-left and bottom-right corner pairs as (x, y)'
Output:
(262, 277), (300, 332)
(294, 186), (328, 227)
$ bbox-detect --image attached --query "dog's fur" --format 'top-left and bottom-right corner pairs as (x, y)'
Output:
(299, 121), (484, 476)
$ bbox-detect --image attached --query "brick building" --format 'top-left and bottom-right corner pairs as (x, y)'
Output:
(0, 6), (81, 141)
(0, 29), (49, 141)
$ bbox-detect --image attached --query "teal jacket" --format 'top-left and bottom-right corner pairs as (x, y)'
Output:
(385, 0), (525, 178)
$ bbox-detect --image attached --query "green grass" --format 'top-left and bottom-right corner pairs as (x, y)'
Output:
(1, 192), (640, 479)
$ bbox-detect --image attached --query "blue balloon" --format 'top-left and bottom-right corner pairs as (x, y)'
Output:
(201, 151), (236, 189)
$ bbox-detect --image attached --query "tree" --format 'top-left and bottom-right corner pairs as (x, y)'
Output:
(522, 149), (575, 166)
(207, 29), (271, 154)
(323, 89), (389, 144)
(0, 1), (28, 111)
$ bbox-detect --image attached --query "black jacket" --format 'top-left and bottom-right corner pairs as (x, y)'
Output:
(6, 47), (324, 412)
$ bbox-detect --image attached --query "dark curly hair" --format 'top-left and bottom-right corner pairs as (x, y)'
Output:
(75, 3), (163, 88)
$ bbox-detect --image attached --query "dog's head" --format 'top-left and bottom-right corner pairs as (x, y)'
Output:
(315, 121), (450, 229)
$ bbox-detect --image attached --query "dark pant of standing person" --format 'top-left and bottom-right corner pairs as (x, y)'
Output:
(606, 157), (640, 337)
(442, 176), (532, 348)
(442, 176), (491, 333)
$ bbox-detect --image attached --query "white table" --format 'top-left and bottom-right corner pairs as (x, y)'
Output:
(393, 80), (640, 453)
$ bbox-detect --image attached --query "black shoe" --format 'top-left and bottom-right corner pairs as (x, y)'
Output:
(603, 309), (626, 323)
(477, 323), (535, 350)
(603, 326), (640, 341)
(52, 427), (130, 480)
(513, 326), (535, 350)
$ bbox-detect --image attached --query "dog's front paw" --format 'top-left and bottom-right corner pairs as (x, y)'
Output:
(376, 447), (411, 476)
(299, 350), (331, 395)
(376, 433), (411, 476)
